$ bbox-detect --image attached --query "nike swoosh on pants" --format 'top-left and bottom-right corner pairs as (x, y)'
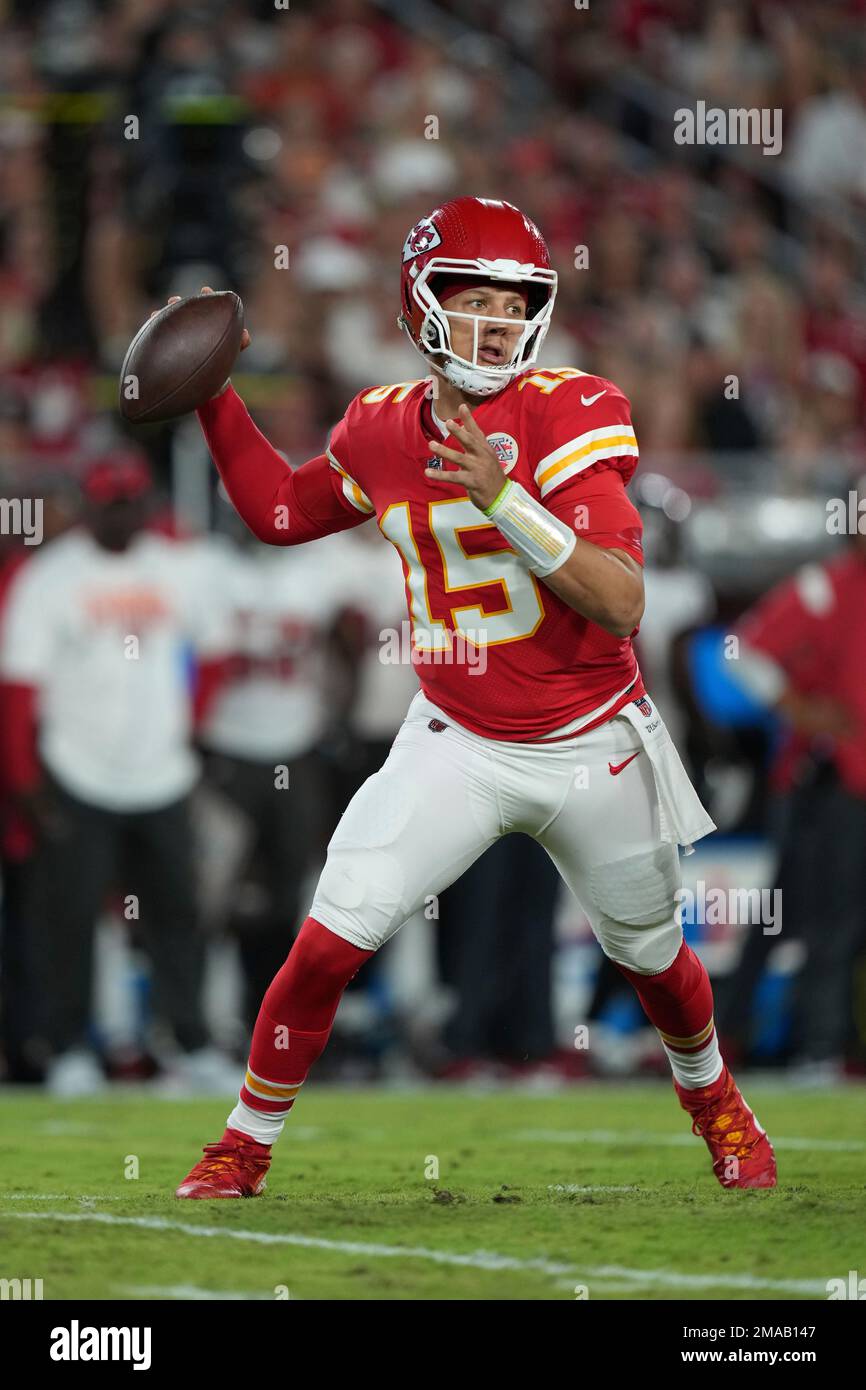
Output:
(608, 751), (641, 776)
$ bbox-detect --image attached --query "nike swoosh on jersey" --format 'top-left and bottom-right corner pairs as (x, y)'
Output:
(608, 751), (641, 776)
(581, 389), (607, 406)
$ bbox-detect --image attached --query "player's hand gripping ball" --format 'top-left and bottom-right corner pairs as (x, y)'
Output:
(118, 287), (250, 423)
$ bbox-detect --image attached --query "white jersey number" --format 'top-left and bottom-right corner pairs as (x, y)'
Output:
(380, 498), (544, 651)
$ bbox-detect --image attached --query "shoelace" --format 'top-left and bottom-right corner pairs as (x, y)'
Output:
(686, 1083), (758, 1156)
(193, 1141), (268, 1179)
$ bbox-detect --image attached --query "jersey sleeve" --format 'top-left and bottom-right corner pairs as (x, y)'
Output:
(545, 467), (644, 565)
(531, 377), (639, 501)
(197, 387), (372, 544)
(325, 397), (376, 518)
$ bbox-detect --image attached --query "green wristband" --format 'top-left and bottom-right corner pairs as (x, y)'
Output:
(482, 478), (514, 517)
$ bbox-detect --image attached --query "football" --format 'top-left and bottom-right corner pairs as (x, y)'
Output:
(118, 291), (244, 423)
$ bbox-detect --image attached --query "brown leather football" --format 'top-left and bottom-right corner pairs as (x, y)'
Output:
(118, 291), (244, 423)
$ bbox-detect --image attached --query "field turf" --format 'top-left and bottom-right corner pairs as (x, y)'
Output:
(0, 1084), (863, 1301)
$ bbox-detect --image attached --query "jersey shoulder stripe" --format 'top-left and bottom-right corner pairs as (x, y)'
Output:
(326, 449), (375, 514)
(534, 424), (638, 498)
(358, 381), (425, 405)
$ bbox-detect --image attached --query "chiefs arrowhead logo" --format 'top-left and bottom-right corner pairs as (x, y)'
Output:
(402, 217), (442, 262)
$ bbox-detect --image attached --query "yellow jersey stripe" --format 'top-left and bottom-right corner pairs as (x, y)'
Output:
(538, 432), (638, 488)
(327, 453), (374, 513)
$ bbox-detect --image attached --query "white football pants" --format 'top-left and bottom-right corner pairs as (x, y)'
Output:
(311, 690), (714, 976)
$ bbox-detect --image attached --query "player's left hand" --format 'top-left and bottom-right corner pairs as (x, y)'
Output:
(424, 404), (505, 511)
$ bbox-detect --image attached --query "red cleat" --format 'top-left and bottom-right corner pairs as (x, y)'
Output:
(674, 1066), (777, 1189)
(175, 1128), (271, 1199)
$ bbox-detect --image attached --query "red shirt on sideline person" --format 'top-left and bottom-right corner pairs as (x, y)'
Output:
(736, 541), (866, 797)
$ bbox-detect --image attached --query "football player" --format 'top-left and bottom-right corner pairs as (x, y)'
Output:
(175, 197), (776, 1195)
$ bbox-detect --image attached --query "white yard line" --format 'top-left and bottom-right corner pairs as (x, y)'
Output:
(4, 1210), (574, 1278)
(3, 1194), (122, 1201)
(122, 1285), (274, 1301)
(27, 1120), (324, 1140)
(516, 1128), (866, 1152)
(548, 1184), (639, 1194)
(558, 1265), (830, 1294)
(5, 1210), (830, 1294)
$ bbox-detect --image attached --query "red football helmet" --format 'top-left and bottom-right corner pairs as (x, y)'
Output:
(398, 196), (557, 396)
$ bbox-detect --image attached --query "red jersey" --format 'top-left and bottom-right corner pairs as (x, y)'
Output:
(198, 366), (645, 742)
(325, 367), (644, 740)
(739, 550), (866, 798)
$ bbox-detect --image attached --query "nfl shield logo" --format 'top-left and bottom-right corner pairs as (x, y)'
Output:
(634, 696), (653, 717)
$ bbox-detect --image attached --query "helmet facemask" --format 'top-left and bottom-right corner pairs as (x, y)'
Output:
(401, 257), (558, 397)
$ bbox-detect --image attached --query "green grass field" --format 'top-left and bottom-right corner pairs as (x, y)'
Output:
(1, 1083), (863, 1301)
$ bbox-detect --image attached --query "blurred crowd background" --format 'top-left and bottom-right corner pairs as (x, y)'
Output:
(1, 0), (866, 1094)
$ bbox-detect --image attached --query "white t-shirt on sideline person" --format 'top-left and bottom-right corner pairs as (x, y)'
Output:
(0, 528), (230, 812)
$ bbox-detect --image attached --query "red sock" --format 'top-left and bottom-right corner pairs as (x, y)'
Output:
(234, 917), (372, 1136)
(615, 940), (721, 1084)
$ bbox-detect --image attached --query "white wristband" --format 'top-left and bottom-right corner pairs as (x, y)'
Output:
(483, 479), (576, 577)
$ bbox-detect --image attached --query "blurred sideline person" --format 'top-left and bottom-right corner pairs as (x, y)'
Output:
(721, 516), (866, 1079)
(331, 525), (422, 788)
(0, 453), (236, 1096)
(633, 477), (716, 770)
(0, 478), (78, 1082)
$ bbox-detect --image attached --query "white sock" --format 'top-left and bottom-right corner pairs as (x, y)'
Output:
(664, 1033), (724, 1089)
(226, 1097), (287, 1146)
